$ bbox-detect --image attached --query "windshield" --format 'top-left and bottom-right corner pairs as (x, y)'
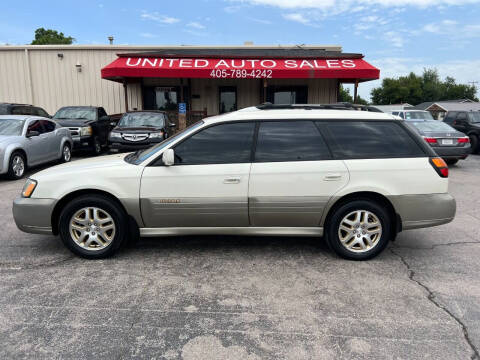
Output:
(410, 121), (456, 132)
(118, 112), (165, 128)
(53, 108), (96, 120)
(125, 121), (204, 165)
(0, 119), (25, 136)
(404, 111), (434, 121)
(468, 112), (480, 123)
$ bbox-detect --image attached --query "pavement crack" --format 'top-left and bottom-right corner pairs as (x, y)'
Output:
(0, 255), (75, 270)
(394, 241), (480, 250)
(390, 248), (480, 360)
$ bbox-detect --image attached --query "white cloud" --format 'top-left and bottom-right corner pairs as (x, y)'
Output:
(384, 31), (405, 47)
(248, 17), (273, 24)
(421, 19), (480, 38)
(141, 12), (180, 24)
(140, 32), (157, 38)
(186, 22), (205, 29)
(282, 13), (310, 24)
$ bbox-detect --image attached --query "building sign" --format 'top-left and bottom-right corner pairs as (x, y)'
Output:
(102, 57), (379, 80)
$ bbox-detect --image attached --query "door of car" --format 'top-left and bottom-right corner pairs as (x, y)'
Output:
(39, 120), (60, 160)
(140, 121), (256, 227)
(248, 120), (349, 227)
(24, 120), (47, 165)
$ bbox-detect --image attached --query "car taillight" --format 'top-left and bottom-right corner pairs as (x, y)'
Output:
(457, 137), (469, 143)
(423, 137), (438, 144)
(429, 157), (448, 178)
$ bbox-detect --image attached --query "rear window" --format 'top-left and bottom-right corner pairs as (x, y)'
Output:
(404, 111), (434, 120)
(409, 121), (456, 132)
(320, 121), (425, 159)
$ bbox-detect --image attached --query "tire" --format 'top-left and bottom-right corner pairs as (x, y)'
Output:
(58, 195), (127, 259)
(469, 135), (479, 154)
(60, 143), (72, 163)
(445, 159), (458, 166)
(326, 199), (391, 260)
(7, 151), (26, 180)
(92, 137), (102, 155)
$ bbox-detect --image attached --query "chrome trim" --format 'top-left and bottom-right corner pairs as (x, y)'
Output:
(140, 227), (323, 237)
(122, 133), (149, 142)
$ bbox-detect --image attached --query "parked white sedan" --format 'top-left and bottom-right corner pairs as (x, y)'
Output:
(0, 115), (72, 179)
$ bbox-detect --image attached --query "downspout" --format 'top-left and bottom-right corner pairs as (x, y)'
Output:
(24, 49), (34, 104)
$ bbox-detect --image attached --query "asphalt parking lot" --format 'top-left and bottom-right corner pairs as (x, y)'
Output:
(1, 155), (479, 359)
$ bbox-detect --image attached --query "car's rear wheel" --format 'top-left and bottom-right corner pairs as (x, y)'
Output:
(7, 152), (26, 180)
(326, 199), (391, 260)
(60, 143), (72, 163)
(469, 135), (478, 154)
(58, 195), (127, 259)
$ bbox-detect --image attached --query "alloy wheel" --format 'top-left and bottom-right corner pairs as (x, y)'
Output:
(338, 210), (383, 253)
(63, 145), (71, 162)
(69, 207), (116, 251)
(12, 155), (25, 178)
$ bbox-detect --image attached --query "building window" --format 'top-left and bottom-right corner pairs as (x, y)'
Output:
(155, 87), (178, 111)
(266, 86), (308, 104)
(219, 86), (237, 114)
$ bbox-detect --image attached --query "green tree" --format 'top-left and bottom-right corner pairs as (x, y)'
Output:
(31, 28), (74, 45)
(338, 84), (368, 105)
(370, 68), (478, 105)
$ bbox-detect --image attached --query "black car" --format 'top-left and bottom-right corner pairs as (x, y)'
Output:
(0, 103), (50, 117)
(443, 111), (480, 153)
(52, 106), (111, 154)
(406, 120), (471, 165)
(109, 111), (174, 152)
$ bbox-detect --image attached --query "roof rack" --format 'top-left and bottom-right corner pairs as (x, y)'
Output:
(256, 102), (383, 113)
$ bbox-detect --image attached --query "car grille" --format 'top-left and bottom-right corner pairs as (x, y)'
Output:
(122, 133), (149, 142)
(68, 127), (81, 137)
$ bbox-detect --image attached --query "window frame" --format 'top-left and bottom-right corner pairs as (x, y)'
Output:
(26, 119), (46, 135)
(315, 119), (431, 160)
(218, 86), (238, 114)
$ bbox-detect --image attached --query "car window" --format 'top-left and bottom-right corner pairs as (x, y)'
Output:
(34, 107), (50, 117)
(456, 112), (467, 121)
(0, 105), (10, 115)
(398, 112), (405, 119)
(404, 111), (433, 120)
(118, 112), (165, 128)
(40, 120), (56, 132)
(321, 121), (425, 159)
(392, 112), (399, 116)
(27, 120), (45, 134)
(468, 112), (480, 123)
(409, 121), (456, 132)
(443, 112), (457, 124)
(255, 121), (331, 162)
(0, 119), (25, 135)
(173, 122), (255, 165)
(53, 108), (96, 120)
(12, 106), (32, 115)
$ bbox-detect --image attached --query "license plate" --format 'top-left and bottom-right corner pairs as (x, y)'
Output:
(442, 139), (454, 145)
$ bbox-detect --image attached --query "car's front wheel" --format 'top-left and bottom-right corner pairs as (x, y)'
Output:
(326, 199), (391, 260)
(7, 151), (26, 180)
(58, 195), (127, 259)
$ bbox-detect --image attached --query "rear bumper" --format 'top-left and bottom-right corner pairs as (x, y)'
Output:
(12, 197), (55, 235)
(431, 145), (471, 159)
(388, 193), (456, 230)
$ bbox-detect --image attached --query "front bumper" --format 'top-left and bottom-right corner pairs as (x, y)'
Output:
(109, 139), (161, 152)
(431, 145), (471, 159)
(13, 197), (55, 235)
(72, 136), (94, 150)
(388, 193), (456, 230)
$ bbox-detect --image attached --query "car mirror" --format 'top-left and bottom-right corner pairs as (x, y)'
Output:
(26, 130), (40, 138)
(168, 123), (176, 128)
(162, 149), (174, 166)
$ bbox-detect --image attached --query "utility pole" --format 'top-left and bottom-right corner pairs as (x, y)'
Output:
(468, 81), (478, 88)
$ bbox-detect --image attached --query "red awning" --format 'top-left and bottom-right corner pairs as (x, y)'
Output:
(101, 57), (379, 82)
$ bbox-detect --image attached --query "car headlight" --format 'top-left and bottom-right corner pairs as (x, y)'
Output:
(22, 179), (37, 198)
(109, 132), (121, 139)
(149, 132), (164, 138)
(80, 126), (93, 136)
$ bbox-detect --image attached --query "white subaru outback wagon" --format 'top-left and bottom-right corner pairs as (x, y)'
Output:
(13, 104), (456, 260)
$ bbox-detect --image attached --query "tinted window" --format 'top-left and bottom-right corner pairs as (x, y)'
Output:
(457, 112), (467, 121)
(31, 107), (49, 117)
(321, 121), (425, 158)
(0, 105), (10, 115)
(255, 121), (331, 162)
(12, 106), (31, 115)
(27, 120), (45, 134)
(443, 112), (457, 124)
(398, 112), (405, 119)
(40, 120), (56, 132)
(174, 122), (255, 165)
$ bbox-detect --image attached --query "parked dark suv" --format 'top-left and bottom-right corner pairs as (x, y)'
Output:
(109, 111), (174, 152)
(52, 106), (111, 154)
(0, 103), (50, 117)
(443, 111), (480, 153)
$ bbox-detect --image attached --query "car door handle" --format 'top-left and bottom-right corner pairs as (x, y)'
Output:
(223, 177), (241, 184)
(324, 173), (342, 181)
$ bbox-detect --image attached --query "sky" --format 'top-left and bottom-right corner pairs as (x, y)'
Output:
(1, 0), (480, 100)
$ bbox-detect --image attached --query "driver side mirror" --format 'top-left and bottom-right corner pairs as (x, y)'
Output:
(26, 130), (40, 138)
(162, 149), (174, 166)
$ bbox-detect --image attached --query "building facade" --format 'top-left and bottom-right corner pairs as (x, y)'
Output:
(0, 45), (379, 122)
